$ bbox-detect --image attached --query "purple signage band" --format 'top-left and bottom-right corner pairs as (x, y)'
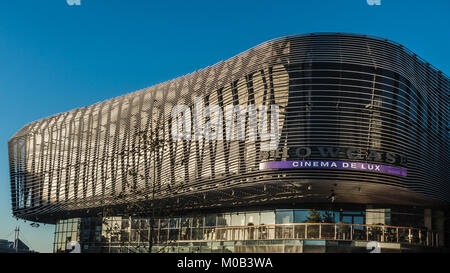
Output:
(259, 160), (407, 177)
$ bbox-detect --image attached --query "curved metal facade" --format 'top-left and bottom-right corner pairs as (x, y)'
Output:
(8, 33), (449, 223)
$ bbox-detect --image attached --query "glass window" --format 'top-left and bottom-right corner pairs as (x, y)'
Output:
(121, 219), (129, 229)
(276, 210), (293, 224)
(131, 218), (139, 229)
(80, 230), (90, 241)
(71, 230), (79, 242)
(81, 218), (91, 230)
(58, 232), (64, 245)
(205, 214), (216, 227)
(294, 210), (310, 223)
(342, 216), (352, 224)
(217, 214), (230, 226)
(160, 218), (168, 229)
(140, 219), (149, 229)
(231, 213), (245, 226)
(170, 218), (180, 228)
(169, 229), (179, 241)
(150, 218), (159, 229)
(159, 229), (168, 242)
(192, 216), (203, 228)
(180, 225), (191, 240)
(192, 228), (203, 240)
(151, 229), (159, 243)
(353, 215), (364, 225)
(260, 211), (275, 225)
(181, 217), (191, 228)
(246, 212), (259, 226)
(121, 230), (129, 242)
(320, 210), (335, 223)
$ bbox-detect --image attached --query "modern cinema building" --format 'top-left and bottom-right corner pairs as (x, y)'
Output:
(8, 33), (449, 253)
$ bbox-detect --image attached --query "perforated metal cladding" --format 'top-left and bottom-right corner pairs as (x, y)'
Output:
(8, 33), (449, 223)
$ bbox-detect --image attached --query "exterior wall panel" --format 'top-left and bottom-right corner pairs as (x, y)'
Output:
(8, 33), (449, 223)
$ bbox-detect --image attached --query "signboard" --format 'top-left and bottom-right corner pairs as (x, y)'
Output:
(259, 160), (407, 177)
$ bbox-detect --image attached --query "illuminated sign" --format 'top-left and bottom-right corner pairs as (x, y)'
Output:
(259, 160), (407, 177)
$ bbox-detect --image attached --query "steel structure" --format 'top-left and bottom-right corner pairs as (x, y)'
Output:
(8, 33), (449, 224)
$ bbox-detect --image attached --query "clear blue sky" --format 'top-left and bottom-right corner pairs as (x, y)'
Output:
(0, 0), (449, 253)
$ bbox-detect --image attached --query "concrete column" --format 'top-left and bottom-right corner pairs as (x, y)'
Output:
(424, 209), (432, 230)
(434, 209), (445, 247)
(424, 209), (432, 245)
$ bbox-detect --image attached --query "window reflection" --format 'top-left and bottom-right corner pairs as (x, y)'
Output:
(54, 207), (432, 252)
(205, 214), (216, 227)
(260, 211), (275, 225)
(246, 212), (259, 226)
(276, 210), (293, 224)
(217, 214), (230, 226)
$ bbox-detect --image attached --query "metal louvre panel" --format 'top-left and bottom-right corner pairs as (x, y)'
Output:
(8, 33), (449, 223)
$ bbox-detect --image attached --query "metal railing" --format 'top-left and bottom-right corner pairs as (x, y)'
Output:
(193, 223), (438, 247)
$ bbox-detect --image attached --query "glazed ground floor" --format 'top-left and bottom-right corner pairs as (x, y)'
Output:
(53, 204), (448, 253)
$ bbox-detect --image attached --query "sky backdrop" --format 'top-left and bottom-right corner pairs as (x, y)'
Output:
(0, 0), (449, 253)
